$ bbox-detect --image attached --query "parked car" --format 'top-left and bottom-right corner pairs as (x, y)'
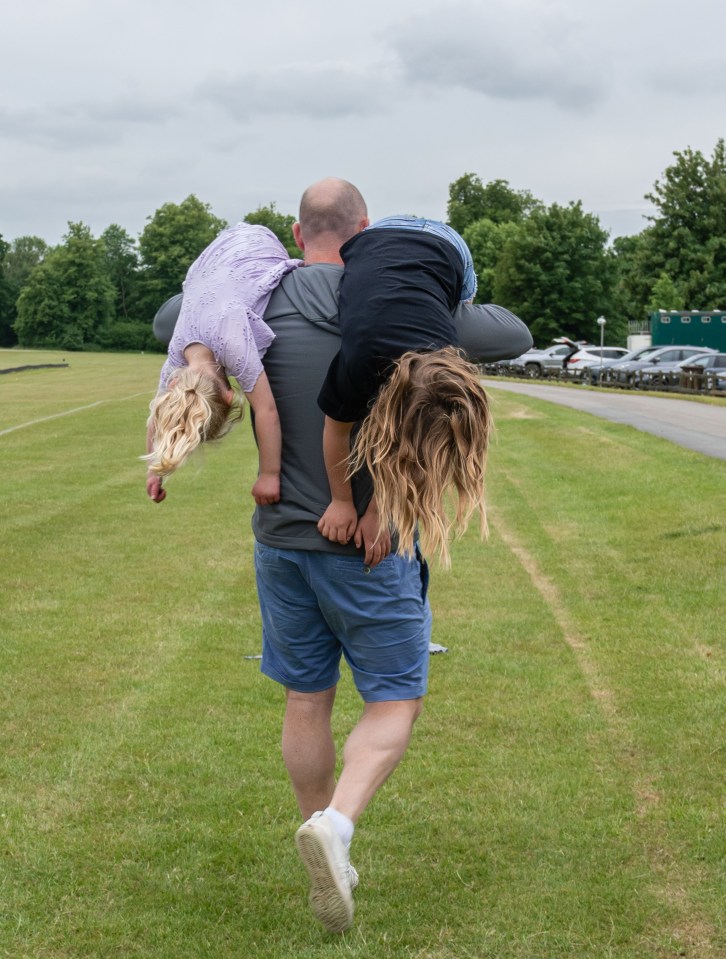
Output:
(581, 345), (662, 384)
(676, 352), (726, 390)
(636, 350), (719, 388)
(565, 346), (630, 378)
(507, 340), (586, 376)
(606, 346), (717, 385)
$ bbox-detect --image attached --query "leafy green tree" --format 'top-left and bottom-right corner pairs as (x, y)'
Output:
(1, 235), (50, 347)
(447, 173), (488, 233)
(94, 225), (163, 351)
(447, 173), (540, 233)
(610, 232), (653, 327)
(136, 195), (227, 321)
(101, 224), (139, 321)
(646, 272), (686, 314)
(639, 139), (726, 310)
(462, 218), (521, 304)
(0, 235), (16, 347)
(4, 235), (49, 289)
(14, 223), (115, 350)
(14, 263), (70, 348)
(493, 202), (617, 345)
(244, 202), (302, 258)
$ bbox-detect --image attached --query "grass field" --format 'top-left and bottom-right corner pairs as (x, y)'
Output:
(1, 349), (724, 959)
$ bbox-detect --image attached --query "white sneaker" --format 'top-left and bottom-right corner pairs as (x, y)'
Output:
(295, 811), (355, 932)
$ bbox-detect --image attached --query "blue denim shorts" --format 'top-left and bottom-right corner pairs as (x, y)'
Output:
(254, 543), (431, 702)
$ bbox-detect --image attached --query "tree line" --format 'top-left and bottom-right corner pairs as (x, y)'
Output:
(2, 139), (725, 351)
(0, 200), (300, 353)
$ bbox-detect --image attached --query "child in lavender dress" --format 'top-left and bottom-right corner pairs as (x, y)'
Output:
(145, 224), (301, 504)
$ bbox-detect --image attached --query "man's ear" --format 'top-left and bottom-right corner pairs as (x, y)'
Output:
(359, 217), (370, 231)
(292, 222), (305, 251)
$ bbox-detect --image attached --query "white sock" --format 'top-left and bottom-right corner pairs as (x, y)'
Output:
(323, 806), (354, 847)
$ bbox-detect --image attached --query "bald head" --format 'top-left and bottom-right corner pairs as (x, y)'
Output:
(298, 177), (368, 250)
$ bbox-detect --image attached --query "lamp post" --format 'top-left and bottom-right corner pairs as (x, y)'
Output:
(596, 315), (606, 383)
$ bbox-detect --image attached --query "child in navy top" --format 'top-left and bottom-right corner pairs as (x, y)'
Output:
(317, 217), (491, 566)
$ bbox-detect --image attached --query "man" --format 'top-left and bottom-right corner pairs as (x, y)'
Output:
(152, 178), (532, 932)
(255, 178), (531, 933)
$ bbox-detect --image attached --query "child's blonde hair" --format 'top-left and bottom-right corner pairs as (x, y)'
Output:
(144, 367), (243, 478)
(350, 347), (492, 567)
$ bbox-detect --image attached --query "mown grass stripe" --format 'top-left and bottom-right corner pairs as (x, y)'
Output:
(0, 392), (152, 437)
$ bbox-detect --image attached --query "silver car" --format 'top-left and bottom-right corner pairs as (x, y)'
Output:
(507, 342), (584, 377)
(674, 352), (726, 390)
(636, 350), (718, 388)
(607, 346), (716, 385)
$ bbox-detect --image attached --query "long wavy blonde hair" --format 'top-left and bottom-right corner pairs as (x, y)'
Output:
(350, 348), (492, 567)
(144, 367), (244, 478)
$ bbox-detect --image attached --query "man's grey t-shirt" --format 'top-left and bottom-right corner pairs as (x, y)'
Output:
(252, 263), (368, 555)
(252, 263), (533, 555)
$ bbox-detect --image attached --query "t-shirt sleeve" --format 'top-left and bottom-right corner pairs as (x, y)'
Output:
(454, 303), (533, 362)
(217, 315), (263, 394)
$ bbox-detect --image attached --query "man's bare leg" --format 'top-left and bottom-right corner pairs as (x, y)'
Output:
(293, 696), (423, 932)
(330, 697), (423, 823)
(282, 686), (337, 820)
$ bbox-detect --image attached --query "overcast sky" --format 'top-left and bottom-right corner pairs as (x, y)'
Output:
(2, 0), (724, 247)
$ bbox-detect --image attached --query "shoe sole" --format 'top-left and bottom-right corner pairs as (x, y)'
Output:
(295, 825), (354, 933)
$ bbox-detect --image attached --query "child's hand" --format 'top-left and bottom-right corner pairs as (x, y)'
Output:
(318, 500), (358, 544)
(354, 510), (391, 568)
(252, 472), (280, 506)
(146, 473), (166, 503)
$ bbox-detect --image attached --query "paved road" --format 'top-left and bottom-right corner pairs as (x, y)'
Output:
(484, 380), (726, 461)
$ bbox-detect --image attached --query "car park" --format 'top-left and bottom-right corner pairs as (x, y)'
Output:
(605, 345), (717, 385)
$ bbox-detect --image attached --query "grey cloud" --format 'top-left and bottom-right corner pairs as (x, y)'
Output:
(196, 61), (399, 121)
(1, 97), (180, 150)
(83, 98), (182, 125)
(387, 1), (606, 111)
(0, 165), (186, 244)
(649, 57), (726, 96)
(0, 107), (116, 149)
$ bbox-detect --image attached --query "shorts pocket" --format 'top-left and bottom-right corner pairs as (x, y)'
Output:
(329, 553), (400, 585)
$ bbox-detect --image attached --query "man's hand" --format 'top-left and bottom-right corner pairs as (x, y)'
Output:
(146, 473), (166, 503)
(318, 499), (358, 544)
(252, 472), (281, 506)
(354, 500), (391, 568)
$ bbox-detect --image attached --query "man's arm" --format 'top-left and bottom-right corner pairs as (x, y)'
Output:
(454, 303), (532, 363)
(153, 293), (183, 347)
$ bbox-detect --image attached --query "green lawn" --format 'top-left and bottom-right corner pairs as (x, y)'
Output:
(1, 350), (724, 958)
